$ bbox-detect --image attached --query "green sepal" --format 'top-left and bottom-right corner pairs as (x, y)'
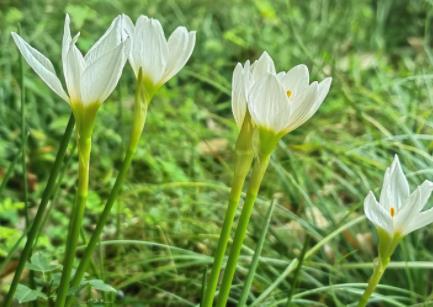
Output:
(138, 69), (158, 102)
(256, 127), (280, 157)
(70, 101), (101, 140)
(235, 112), (254, 155)
(377, 227), (402, 265)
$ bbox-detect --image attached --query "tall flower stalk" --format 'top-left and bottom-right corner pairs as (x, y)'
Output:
(207, 52), (332, 306)
(9, 14), (130, 306)
(65, 15), (195, 305)
(3, 115), (75, 307)
(201, 63), (255, 307)
(358, 155), (433, 306)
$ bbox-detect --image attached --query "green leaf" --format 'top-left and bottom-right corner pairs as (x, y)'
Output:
(26, 252), (58, 273)
(84, 279), (117, 293)
(15, 284), (47, 303)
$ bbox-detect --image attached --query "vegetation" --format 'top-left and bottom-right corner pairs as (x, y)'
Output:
(1, 0), (433, 305)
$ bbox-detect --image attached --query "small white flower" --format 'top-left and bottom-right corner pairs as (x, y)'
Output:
(232, 52), (332, 134)
(364, 155), (433, 236)
(123, 15), (196, 88)
(11, 14), (130, 107)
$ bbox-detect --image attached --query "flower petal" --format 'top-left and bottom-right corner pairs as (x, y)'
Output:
(279, 64), (309, 94)
(248, 73), (290, 132)
(282, 81), (319, 133)
(11, 32), (69, 102)
(232, 62), (250, 127)
(84, 14), (126, 65)
(61, 15), (85, 102)
(379, 155), (410, 211)
(405, 208), (433, 234)
(80, 41), (128, 104)
(161, 27), (196, 84)
(63, 39), (85, 102)
(251, 51), (276, 82)
(364, 191), (393, 234)
(130, 16), (168, 83)
(397, 180), (433, 235)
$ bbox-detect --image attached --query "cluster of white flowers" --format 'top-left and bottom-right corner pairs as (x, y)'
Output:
(12, 14), (196, 110)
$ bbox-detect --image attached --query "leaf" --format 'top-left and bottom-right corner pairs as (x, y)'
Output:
(15, 284), (47, 303)
(26, 252), (58, 273)
(84, 279), (117, 293)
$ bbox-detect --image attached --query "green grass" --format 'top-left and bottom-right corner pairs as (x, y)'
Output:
(1, 0), (433, 305)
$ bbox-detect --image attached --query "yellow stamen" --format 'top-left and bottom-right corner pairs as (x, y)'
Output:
(286, 90), (293, 98)
(390, 207), (395, 217)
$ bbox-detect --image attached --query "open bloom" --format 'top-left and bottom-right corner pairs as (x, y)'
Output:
(232, 52), (332, 135)
(364, 155), (433, 237)
(123, 15), (196, 91)
(12, 14), (130, 131)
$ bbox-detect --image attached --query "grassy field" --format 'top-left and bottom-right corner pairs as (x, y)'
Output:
(1, 0), (433, 305)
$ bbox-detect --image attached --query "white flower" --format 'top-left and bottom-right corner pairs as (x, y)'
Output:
(232, 52), (332, 134)
(11, 14), (130, 107)
(123, 15), (196, 88)
(364, 155), (433, 236)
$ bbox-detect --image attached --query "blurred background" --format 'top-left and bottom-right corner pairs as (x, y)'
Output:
(1, 0), (433, 305)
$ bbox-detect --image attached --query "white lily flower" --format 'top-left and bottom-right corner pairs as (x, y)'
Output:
(364, 155), (433, 237)
(232, 52), (332, 135)
(11, 14), (129, 110)
(123, 15), (196, 90)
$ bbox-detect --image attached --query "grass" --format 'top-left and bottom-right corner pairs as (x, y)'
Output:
(1, 0), (433, 305)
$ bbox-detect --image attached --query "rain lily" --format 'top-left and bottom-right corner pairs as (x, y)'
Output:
(11, 14), (130, 136)
(359, 155), (433, 307)
(364, 155), (433, 239)
(206, 53), (332, 307)
(232, 52), (332, 154)
(123, 15), (196, 95)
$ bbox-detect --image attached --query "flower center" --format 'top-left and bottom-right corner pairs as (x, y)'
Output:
(390, 207), (395, 218)
(286, 90), (293, 98)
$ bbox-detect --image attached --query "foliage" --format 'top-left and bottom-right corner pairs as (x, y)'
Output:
(1, 0), (433, 305)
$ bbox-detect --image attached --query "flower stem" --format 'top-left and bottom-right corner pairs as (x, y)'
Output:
(3, 114), (75, 307)
(55, 135), (92, 307)
(216, 153), (271, 307)
(201, 150), (254, 307)
(65, 75), (150, 306)
(238, 200), (275, 307)
(358, 258), (389, 307)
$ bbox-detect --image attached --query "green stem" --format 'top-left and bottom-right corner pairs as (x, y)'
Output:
(19, 54), (29, 227)
(238, 200), (275, 307)
(217, 154), (271, 307)
(55, 135), (92, 307)
(358, 259), (389, 307)
(65, 75), (150, 306)
(3, 114), (75, 307)
(201, 150), (254, 307)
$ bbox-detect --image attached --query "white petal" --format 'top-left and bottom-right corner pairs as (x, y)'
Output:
(161, 27), (196, 84)
(80, 41), (128, 104)
(84, 15), (125, 65)
(284, 77), (331, 132)
(61, 15), (85, 102)
(364, 191), (393, 234)
(405, 209), (433, 234)
(232, 63), (248, 127)
(251, 51), (276, 82)
(248, 74), (290, 132)
(282, 81), (319, 133)
(62, 14), (72, 68)
(130, 16), (168, 83)
(63, 40), (85, 102)
(398, 180), (433, 235)
(379, 155), (410, 211)
(279, 64), (309, 94)
(11, 32), (68, 102)
(316, 77), (332, 105)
